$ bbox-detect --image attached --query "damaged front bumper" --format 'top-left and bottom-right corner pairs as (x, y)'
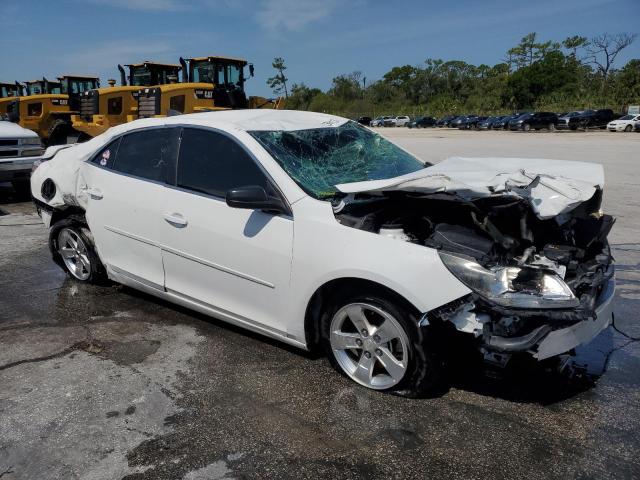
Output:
(532, 273), (614, 360)
(428, 265), (615, 363)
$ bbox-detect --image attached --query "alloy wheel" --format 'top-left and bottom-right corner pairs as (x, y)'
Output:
(58, 228), (91, 281)
(330, 302), (409, 390)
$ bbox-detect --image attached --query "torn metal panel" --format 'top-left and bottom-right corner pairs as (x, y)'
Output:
(336, 157), (604, 220)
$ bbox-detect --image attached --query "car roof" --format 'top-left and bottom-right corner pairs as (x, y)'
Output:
(107, 109), (351, 136)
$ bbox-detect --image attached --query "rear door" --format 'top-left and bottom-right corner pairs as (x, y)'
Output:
(160, 127), (295, 335)
(83, 127), (180, 288)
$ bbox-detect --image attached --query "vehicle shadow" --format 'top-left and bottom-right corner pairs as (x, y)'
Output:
(0, 182), (31, 205)
(102, 282), (626, 407)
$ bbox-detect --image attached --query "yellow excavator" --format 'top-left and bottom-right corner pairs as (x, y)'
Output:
(5, 76), (99, 145)
(71, 61), (182, 137)
(136, 55), (284, 119)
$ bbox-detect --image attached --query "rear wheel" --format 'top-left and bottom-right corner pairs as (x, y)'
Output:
(548, 123), (555, 131)
(50, 219), (106, 283)
(625, 125), (632, 132)
(321, 290), (443, 396)
(523, 123), (531, 131)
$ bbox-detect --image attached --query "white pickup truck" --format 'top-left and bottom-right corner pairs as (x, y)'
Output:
(0, 121), (44, 195)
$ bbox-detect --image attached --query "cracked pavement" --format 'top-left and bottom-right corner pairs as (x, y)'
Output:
(1, 129), (639, 479)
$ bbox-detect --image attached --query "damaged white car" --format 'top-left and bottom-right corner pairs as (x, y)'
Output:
(31, 110), (615, 395)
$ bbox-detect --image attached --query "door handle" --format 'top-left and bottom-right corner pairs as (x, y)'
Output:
(164, 213), (188, 228)
(86, 187), (103, 200)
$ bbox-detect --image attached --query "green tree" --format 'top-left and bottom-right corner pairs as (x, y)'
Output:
(287, 83), (322, 110)
(266, 57), (289, 98)
(562, 36), (589, 57)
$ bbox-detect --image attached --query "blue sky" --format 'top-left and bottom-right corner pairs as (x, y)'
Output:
(1, 0), (638, 97)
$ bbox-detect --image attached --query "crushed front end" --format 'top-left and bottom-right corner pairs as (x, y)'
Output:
(333, 167), (615, 367)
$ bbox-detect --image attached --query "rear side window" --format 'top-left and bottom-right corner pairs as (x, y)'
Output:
(177, 128), (269, 198)
(91, 138), (121, 169)
(113, 128), (179, 182)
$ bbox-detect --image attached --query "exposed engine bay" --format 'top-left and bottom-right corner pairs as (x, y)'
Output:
(333, 182), (615, 363)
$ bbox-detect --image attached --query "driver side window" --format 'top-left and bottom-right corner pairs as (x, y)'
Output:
(177, 128), (270, 198)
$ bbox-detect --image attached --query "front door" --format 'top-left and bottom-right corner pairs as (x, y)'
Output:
(159, 127), (294, 335)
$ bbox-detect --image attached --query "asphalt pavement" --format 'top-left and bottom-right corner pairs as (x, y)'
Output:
(1, 129), (639, 479)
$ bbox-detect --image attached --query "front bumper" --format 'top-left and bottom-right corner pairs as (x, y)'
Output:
(533, 275), (615, 359)
(482, 272), (615, 360)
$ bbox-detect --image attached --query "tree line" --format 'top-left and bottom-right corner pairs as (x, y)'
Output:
(267, 32), (639, 118)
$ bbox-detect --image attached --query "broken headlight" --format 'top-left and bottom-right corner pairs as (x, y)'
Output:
(439, 252), (578, 309)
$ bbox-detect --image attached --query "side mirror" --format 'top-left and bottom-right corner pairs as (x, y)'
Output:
(226, 185), (288, 215)
(249, 64), (255, 77)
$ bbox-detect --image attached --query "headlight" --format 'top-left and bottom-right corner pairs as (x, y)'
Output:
(439, 252), (578, 309)
(20, 137), (41, 145)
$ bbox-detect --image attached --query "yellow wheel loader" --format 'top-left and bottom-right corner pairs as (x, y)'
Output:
(136, 56), (284, 119)
(71, 61), (181, 137)
(5, 76), (99, 145)
(0, 82), (22, 117)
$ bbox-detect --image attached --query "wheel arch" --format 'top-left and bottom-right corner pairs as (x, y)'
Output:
(303, 277), (422, 353)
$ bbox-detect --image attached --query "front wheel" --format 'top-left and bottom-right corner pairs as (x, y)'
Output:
(523, 123), (531, 131)
(548, 123), (555, 131)
(321, 291), (443, 396)
(625, 125), (632, 132)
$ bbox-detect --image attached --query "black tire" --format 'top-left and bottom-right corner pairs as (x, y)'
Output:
(319, 288), (444, 397)
(624, 125), (632, 132)
(49, 217), (107, 284)
(523, 123), (531, 131)
(548, 123), (555, 131)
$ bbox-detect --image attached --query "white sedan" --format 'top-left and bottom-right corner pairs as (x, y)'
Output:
(31, 110), (615, 395)
(607, 114), (640, 132)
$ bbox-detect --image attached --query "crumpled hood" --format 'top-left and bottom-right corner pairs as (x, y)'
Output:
(336, 157), (604, 220)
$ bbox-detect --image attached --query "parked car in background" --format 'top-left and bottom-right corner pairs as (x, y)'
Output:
(30, 109), (616, 395)
(607, 114), (640, 132)
(394, 116), (411, 127)
(557, 109), (615, 130)
(449, 116), (470, 128)
(436, 115), (457, 127)
(382, 117), (397, 127)
(356, 116), (372, 126)
(370, 116), (391, 127)
(0, 121), (45, 195)
(478, 116), (503, 130)
(492, 114), (519, 130)
(509, 112), (557, 131)
(407, 116), (437, 128)
(509, 112), (558, 132)
(459, 116), (488, 130)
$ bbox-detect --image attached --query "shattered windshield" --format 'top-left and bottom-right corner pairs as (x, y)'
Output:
(250, 121), (427, 199)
